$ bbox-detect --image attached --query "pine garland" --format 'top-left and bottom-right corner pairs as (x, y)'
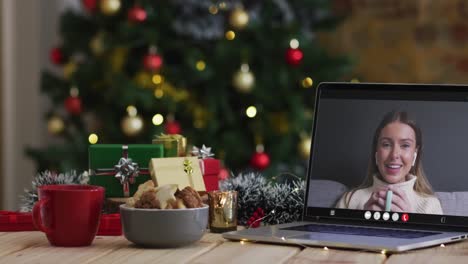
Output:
(219, 172), (305, 226)
(19, 170), (89, 212)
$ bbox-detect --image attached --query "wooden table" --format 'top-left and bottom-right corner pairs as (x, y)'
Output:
(1, 231), (467, 263)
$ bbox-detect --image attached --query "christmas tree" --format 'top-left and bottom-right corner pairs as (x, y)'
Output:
(27, 0), (349, 177)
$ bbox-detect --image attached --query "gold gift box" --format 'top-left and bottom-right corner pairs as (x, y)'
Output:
(152, 133), (187, 157)
(149, 156), (206, 192)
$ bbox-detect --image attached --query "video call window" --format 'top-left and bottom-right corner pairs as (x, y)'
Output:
(307, 97), (468, 217)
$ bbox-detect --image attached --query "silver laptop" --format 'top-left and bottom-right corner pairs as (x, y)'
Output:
(223, 82), (468, 252)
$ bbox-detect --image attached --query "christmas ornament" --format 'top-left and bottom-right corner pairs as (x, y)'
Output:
(19, 170), (89, 212)
(100, 0), (121, 15)
(65, 96), (82, 115)
(47, 116), (65, 135)
(191, 145), (214, 159)
(164, 120), (181, 134)
(82, 0), (98, 12)
(246, 208), (265, 228)
(285, 47), (303, 66)
(143, 54), (163, 71)
(90, 32), (105, 56)
(63, 61), (77, 80)
(232, 64), (255, 93)
(50, 47), (64, 65)
(250, 151), (270, 171)
(121, 115), (143, 136)
(298, 137), (311, 159)
(219, 172), (305, 225)
(128, 5), (147, 23)
(229, 7), (249, 30)
(218, 168), (230, 180)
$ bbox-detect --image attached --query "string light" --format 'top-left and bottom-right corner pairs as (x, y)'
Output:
(208, 5), (218, 14)
(196, 60), (206, 71)
(240, 241), (245, 245)
(351, 78), (360, 83)
(88, 133), (98, 144)
(225, 30), (235, 40)
(301, 77), (313, 88)
(152, 114), (164, 125)
(289, 39), (299, 49)
(323, 247), (329, 251)
(380, 250), (386, 255)
(152, 74), (163, 85)
(154, 88), (164, 98)
(126, 105), (137, 117)
(440, 244), (445, 247)
(246, 106), (257, 118)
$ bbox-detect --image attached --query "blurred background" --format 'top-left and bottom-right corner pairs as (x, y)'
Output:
(2, 0), (467, 210)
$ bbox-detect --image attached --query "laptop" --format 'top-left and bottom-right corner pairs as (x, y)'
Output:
(223, 82), (468, 252)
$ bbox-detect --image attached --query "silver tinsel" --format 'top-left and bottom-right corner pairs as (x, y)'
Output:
(19, 170), (89, 212)
(219, 172), (305, 226)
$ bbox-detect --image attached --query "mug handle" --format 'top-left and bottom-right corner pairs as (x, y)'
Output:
(32, 199), (52, 234)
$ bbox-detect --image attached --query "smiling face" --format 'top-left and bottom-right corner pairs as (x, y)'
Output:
(375, 121), (418, 184)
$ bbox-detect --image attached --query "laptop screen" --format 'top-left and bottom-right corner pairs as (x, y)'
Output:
(305, 83), (468, 227)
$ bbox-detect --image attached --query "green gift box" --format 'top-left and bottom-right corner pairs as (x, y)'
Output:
(88, 144), (164, 197)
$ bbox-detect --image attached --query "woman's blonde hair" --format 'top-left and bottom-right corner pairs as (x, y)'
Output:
(343, 111), (435, 207)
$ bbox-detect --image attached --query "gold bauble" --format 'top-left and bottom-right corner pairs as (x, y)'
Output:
(90, 33), (105, 56)
(100, 0), (121, 15)
(121, 115), (143, 136)
(298, 137), (312, 159)
(47, 116), (65, 135)
(229, 8), (249, 30)
(232, 65), (255, 93)
(63, 61), (77, 80)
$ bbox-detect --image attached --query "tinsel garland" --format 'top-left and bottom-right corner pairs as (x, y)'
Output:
(19, 170), (89, 212)
(219, 172), (305, 226)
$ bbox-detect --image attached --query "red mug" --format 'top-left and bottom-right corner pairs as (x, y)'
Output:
(32, 184), (105, 247)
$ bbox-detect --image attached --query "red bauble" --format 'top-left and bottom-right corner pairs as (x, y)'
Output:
(64, 96), (82, 115)
(250, 151), (270, 170)
(143, 54), (163, 71)
(285, 47), (303, 66)
(164, 121), (181, 134)
(82, 0), (98, 12)
(128, 6), (147, 23)
(218, 168), (230, 180)
(50, 47), (64, 65)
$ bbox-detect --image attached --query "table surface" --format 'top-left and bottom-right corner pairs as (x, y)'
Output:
(1, 231), (468, 263)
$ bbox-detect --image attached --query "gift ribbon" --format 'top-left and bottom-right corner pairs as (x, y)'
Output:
(93, 145), (149, 197)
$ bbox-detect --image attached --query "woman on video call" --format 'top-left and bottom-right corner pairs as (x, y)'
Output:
(336, 111), (443, 214)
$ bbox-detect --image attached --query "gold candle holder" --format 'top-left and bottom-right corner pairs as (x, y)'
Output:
(208, 190), (238, 233)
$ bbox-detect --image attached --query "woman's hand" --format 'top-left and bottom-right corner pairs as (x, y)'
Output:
(363, 187), (412, 212)
(363, 187), (387, 211)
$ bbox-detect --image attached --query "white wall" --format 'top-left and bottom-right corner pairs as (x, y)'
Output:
(1, 0), (66, 210)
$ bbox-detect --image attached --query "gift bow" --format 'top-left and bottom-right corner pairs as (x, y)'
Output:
(191, 145), (214, 159)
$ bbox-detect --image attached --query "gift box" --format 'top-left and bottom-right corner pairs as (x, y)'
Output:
(97, 214), (122, 236)
(199, 158), (221, 192)
(89, 144), (164, 197)
(149, 156), (206, 192)
(152, 133), (186, 157)
(0, 211), (36, 231)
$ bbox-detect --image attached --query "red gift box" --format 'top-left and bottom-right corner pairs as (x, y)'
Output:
(0, 210), (121, 236)
(0, 211), (36, 231)
(199, 158), (220, 192)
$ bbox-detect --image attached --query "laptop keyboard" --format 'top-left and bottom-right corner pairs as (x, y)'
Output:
(282, 224), (440, 239)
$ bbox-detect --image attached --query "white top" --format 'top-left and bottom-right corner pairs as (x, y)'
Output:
(336, 175), (443, 214)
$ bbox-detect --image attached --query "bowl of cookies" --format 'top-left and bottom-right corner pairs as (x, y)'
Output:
(120, 181), (208, 248)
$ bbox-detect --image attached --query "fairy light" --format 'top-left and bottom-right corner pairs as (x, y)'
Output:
(152, 114), (164, 125)
(196, 60), (206, 71)
(209, 5), (218, 14)
(246, 106), (257, 118)
(351, 78), (360, 83)
(281, 237), (286, 241)
(381, 250), (386, 255)
(440, 244), (445, 247)
(152, 74), (163, 85)
(323, 247), (329, 251)
(88, 133), (98, 144)
(240, 241), (245, 245)
(225, 30), (236, 40)
(154, 88), (164, 98)
(290, 39), (299, 49)
(126, 105), (137, 117)
(302, 77), (313, 88)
